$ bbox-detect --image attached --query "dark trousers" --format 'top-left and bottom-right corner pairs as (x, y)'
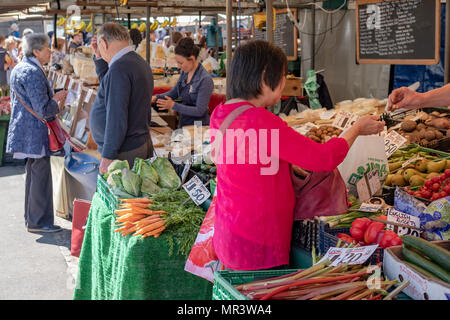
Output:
(117, 139), (154, 169)
(24, 157), (54, 228)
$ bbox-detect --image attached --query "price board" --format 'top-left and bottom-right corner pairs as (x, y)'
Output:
(384, 130), (407, 158)
(386, 208), (421, 237)
(182, 175), (211, 206)
(316, 245), (379, 267)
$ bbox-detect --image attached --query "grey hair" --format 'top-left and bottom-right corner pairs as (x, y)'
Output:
(23, 28), (34, 36)
(97, 22), (131, 44)
(22, 33), (49, 57)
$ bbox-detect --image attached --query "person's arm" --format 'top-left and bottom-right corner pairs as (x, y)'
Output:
(155, 81), (180, 101)
(278, 115), (384, 172)
(93, 58), (109, 82)
(172, 77), (213, 117)
(387, 84), (450, 111)
(101, 70), (130, 161)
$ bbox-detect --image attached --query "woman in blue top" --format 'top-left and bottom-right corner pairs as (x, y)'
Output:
(152, 37), (214, 127)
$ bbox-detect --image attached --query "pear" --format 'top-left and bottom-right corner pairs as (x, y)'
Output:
(397, 169), (405, 176)
(388, 161), (403, 172)
(446, 160), (450, 170)
(403, 168), (427, 183)
(384, 174), (393, 187)
(427, 160), (447, 173)
(391, 174), (406, 187)
(415, 159), (429, 173)
(426, 172), (440, 180)
(409, 175), (425, 187)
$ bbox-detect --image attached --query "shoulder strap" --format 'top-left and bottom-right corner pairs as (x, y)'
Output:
(13, 91), (46, 123)
(210, 104), (252, 164)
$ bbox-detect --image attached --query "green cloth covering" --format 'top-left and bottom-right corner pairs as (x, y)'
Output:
(73, 192), (212, 300)
(304, 69), (322, 110)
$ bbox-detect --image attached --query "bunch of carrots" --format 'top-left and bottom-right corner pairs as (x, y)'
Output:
(114, 198), (167, 239)
(235, 261), (400, 300)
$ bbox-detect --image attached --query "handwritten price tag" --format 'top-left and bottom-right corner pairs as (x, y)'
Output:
(386, 208), (421, 237)
(356, 169), (382, 203)
(182, 175), (211, 206)
(359, 202), (383, 213)
(316, 245), (379, 267)
(384, 130), (407, 158)
(332, 110), (359, 131)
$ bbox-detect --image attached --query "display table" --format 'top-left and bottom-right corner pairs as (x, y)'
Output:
(73, 192), (213, 300)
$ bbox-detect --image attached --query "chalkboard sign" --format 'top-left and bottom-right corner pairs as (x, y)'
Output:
(252, 9), (298, 61)
(356, 0), (440, 65)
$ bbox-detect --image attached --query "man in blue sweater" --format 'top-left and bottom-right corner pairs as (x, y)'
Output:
(90, 22), (154, 174)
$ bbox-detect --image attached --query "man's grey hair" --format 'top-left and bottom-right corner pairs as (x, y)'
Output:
(22, 33), (49, 57)
(23, 28), (34, 37)
(97, 22), (131, 44)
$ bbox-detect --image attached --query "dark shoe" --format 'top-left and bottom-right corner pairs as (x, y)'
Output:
(27, 225), (62, 233)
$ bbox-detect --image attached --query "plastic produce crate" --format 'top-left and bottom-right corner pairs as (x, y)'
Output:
(213, 269), (299, 300)
(318, 221), (384, 265)
(291, 219), (319, 252)
(96, 174), (119, 212)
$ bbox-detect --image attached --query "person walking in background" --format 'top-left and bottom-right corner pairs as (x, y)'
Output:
(22, 28), (34, 37)
(90, 22), (154, 173)
(9, 23), (20, 38)
(6, 33), (68, 233)
(4, 37), (18, 84)
(0, 36), (12, 87)
(198, 36), (208, 63)
(50, 37), (66, 67)
(129, 28), (143, 50)
(68, 32), (83, 51)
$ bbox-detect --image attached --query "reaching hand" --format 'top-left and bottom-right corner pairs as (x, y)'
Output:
(156, 96), (175, 110)
(91, 36), (102, 59)
(387, 87), (423, 112)
(354, 115), (385, 136)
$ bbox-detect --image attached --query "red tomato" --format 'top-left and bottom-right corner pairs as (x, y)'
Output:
(432, 183), (441, 192)
(407, 190), (415, 195)
(443, 185), (450, 195)
(432, 177), (441, 184)
(431, 193), (441, 201)
(421, 190), (431, 199)
(445, 169), (450, 178)
(424, 180), (433, 189)
(439, 191), (447, 199)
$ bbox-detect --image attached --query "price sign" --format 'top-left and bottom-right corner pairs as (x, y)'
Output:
(296, 122), (318, 135)
(401, 157), (424, 169)
(359, 202), (383, 213)
(332, 110), (359, 131)
(320, 110), (336, 120)
(357, 169), (382, 202)
(386, 208), (422, 237)
(182, 175), (211, 206)
(384, 130), (408, 158)
(316, 245), (379, 267)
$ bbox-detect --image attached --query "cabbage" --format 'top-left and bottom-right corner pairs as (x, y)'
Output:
(141, 177), (162, 195)
(121, 168), (142, 197)
(151, 157), (181, 190)
(134, 158), (160, 184)
(104, 160), (130, 179)
(106, 169), (123, 189)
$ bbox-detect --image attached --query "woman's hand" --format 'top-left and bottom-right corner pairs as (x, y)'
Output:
(151, 95), (157, 104)
(53, 90), (68, 103)
(354, 115), (385, 136)
(156, 96), (175, 110)
(99, 157), (113, 175)
(387, 87), (423, 112)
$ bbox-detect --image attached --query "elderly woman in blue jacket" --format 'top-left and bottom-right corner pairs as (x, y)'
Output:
(6, 33), (67, 233)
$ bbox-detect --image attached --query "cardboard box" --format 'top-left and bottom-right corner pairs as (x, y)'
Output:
(383, 241), (450, 300)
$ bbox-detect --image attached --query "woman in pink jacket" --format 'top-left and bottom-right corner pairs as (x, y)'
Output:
(210, 40), (385, 271)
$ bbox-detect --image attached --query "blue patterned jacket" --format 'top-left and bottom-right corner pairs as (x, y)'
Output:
(6, 57), (59, 156)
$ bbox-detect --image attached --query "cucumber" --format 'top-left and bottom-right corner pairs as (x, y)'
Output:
(402, 246), (450, 284)
(402, 235), (450, 271)
(403, 261), (439, 280)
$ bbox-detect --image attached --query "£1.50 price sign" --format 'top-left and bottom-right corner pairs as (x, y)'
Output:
(182, 175), (211, 206)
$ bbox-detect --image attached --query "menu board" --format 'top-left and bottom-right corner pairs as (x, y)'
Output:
(356, 0), (440, 65)
(253, 8), (298, 61)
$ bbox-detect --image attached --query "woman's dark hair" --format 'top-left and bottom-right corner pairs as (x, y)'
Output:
(229, 40), (287, 100)
(199, 36), (207, 48)
(175, 37), (200, 59)
(171, 31), (183, 46)
(129, 28), (143, 48)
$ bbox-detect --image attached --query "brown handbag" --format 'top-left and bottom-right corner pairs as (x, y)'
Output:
(210, 103), (349, 220)
(14, 91), (70, 152)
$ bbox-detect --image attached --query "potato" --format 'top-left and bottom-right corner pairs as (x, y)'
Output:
(425, 130), (436, 141)
(420, 138), (429, 147)
(428, 117), (450, 130)
(435, 131), (444, 139)
(419, 128), (427, 139)
(416, 123), (426, 131)
(447, 129), (450, 137)
(401, 120), (417, 132)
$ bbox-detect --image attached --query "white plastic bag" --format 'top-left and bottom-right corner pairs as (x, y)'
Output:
(338, 135), (388, 196)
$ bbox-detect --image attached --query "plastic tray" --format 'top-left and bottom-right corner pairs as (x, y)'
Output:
(318, 221), (384, 265)
(291, 219), (319, 252)
(97, 174), (119, 212)
(212, 269), (299, 300)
